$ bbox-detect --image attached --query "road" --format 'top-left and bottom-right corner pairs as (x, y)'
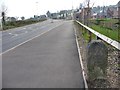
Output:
(2, 20), (85, 88)
(1, 20), (64, 53)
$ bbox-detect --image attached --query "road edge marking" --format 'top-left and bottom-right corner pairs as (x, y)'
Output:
(74, 25), (88, 89)
(0, 23), (64, 55)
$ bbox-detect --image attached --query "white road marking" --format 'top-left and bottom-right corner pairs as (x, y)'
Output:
(74, 27), (88, 88)
(0, 23), (64, 55)
(9, 33), (12, 35)
(23, 28), (26, 29)
(8, 32), (18, 38)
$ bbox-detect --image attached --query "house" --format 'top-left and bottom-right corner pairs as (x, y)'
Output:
(39, 15), (47, 20)
(74, 12), (80, 20)
(118, 1), (120, 18)
(92, 13), (97, 19)
(113, 9), (118, 18)
(51, 13), (59, 19)
(66, 10), (73, 20)
(107, 8), (114, 18)
(59, 10), (67, 19)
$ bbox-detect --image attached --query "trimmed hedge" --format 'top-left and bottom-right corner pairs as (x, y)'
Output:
(3, 19), (46, 30)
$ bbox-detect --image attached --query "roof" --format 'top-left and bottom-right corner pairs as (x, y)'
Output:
(118, 1), (120, 7)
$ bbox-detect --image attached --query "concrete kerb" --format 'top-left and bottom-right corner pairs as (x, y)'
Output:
(74, 26), (88, 89)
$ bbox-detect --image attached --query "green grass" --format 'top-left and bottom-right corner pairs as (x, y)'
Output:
(91, 25), (119, 42)
(90, 19), (118, 30)
(74, 20), (119, 43)
(74, 21), (96, 43)
(82, 29), (96, 43)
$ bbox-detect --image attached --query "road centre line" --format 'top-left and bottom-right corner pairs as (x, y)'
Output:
(0, 23), (64, 55)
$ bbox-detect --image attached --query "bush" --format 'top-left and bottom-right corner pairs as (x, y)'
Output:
(3, 19), (46, 30)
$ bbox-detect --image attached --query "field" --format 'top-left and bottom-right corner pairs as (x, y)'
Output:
(90, 19), (119, 42)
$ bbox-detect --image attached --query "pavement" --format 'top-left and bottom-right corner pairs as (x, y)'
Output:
(2, 20), (85, 88)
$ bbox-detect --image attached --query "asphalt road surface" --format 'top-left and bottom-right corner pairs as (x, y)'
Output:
(2, 20), (85, 88)
(2, 20), (64, 53)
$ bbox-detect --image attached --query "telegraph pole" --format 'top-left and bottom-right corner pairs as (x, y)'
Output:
(36, 2), (39, 16)
(72, 1), (74, 20)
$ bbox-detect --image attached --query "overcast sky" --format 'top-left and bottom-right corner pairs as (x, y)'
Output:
(0, 0), (119, 19)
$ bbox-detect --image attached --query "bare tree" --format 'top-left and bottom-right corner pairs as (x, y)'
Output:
(84, 0), (95, 42)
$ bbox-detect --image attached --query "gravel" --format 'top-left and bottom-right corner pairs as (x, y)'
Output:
(74, 22), (120, 88)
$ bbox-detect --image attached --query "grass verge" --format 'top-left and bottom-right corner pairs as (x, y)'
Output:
(74, 21), (96, 43)
(91, 24), (119, 42)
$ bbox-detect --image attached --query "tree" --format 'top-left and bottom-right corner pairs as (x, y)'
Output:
(1, 11), (5, 25)
(46, 11), (51, 18)
(0, 4), (7, 25)
(85, 0), (95, 42)
(21, 16), (25, 20)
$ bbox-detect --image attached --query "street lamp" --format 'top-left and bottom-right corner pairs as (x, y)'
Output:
(36, 2), (39, 16)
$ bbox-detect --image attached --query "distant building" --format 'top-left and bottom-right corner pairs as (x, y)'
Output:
(74, 12), (80, 20)
(32, 15), (47, 21)
(51, 13), (59, 19)
(59, 10), (67, 19)
(33, 15), (39, 21)
(113, 9), (118, 18)
(91, 13), (97, 19)
(39, 15), (47, 20)
(66, 10), (73, 20)
(6, 17), (16, 22)
(118, 1), (120, 18)
(107, 8), (114, 18)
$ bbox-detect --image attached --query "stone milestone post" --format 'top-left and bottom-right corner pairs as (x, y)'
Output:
(87, 40), (108, 81)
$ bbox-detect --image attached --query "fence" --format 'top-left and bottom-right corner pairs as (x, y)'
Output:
(75, 20), (120, 88)
(76, 20), (120, 50)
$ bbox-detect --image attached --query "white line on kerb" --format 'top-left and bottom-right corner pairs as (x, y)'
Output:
(74, 27), (88, 89)
(0, 23), (64, 55)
